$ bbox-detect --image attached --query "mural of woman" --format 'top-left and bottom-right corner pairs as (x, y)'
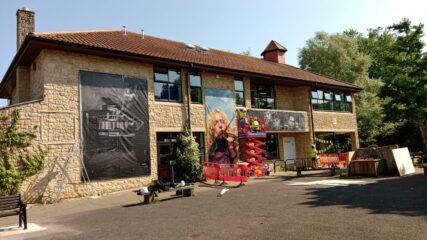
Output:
(207, 108), (238, 164)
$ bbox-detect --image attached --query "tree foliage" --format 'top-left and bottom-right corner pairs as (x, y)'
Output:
(173, 126), (201, 183)
(299, 31), (371, 84)
(0, 110), (46, 195)
(361, 19), (427, 151)
(298, 31), (390, 146)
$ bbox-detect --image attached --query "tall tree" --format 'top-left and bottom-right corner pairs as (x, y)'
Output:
(299, 32), (389, 146)
(377, 19), (427, 151)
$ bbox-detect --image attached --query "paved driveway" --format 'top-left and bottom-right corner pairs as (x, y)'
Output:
(1, 169), (426, 240)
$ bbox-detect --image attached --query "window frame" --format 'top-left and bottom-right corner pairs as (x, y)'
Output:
(311, 89), (353, 113)
(189, 72), (203, 104)
(250, 82), (276, 109)
(234, 78), (245, 107)
(263, 133), (279, 160)
(154, 67), (183, 102)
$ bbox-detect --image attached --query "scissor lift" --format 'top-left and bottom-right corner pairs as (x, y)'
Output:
(238, 116), (269, 176)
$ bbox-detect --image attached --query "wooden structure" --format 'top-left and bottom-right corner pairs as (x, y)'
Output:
(348, 159), (383, 177)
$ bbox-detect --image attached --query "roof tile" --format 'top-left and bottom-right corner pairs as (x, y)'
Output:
(31, 30), (360, 90)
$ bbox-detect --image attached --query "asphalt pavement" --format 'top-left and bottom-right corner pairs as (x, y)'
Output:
(1, 168), (426, 240)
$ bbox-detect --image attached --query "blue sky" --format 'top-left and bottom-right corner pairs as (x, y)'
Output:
(1, 0), (426, 103)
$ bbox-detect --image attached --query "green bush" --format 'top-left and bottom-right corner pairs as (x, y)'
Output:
(0, 110), (46, 196)
(173, 126), (201, 183)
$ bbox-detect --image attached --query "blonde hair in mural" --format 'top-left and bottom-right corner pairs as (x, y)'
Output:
(206, 108), (233, 150)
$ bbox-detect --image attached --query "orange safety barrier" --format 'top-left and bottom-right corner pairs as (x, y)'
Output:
(318, 153), (349, 168)
(202, 162), (249, 183)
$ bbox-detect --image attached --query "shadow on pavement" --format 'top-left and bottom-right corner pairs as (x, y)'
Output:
(301, 173), (427, 217)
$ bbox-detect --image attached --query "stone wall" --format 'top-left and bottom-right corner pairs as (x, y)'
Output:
(313, 111), (357, 132)
(0, 99), (46, 202)
(5, 48), (360, 202)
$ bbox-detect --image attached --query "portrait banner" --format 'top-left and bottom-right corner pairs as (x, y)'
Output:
(205, 88), (238, 164)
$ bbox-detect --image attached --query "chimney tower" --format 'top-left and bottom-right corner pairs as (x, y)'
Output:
(261, 40), (287, 64)
(16, 7), (35, 51)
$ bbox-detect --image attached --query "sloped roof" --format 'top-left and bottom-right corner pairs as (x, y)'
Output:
(2, 30), (362, 94)
(261, 40), (287, 56)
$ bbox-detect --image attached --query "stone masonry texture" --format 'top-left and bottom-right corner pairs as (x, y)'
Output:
(2, 49), (359, 203)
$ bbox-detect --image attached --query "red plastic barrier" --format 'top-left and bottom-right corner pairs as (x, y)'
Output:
(202, 162), (248, 182)
(318, 153), (349, 168)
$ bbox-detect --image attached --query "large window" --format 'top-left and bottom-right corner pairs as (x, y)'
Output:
(311, 89), (352, 112)
(234, 78), (245, 107)
(189, 73), (202, 103)
(251, 82), (275, 109)
(154, 67), (182, 102)
(263, 133), (279, 159)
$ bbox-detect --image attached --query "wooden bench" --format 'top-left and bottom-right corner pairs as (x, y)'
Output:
(0, 194), (27, 229)
(134, 185), (195, 204)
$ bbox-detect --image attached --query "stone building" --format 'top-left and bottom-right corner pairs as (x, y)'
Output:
(0, 8), (361, 202)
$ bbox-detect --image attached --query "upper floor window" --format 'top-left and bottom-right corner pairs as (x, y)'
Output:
(189, 73), (202, 103)
(311, 89), (352, 112)
(234, 78), (245, 107)
(251, 82), (275, 109)
(154, 67), (182, 102)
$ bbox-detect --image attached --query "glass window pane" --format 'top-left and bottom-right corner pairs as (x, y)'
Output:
(159, 145), (171, 155)
(157, 132), (170, 142)
(169, 84), (182, 101)
(325, 100), (332, 110)
(234, 80), (244, 91)
(312, 99), (319, 109)
(190, 74), (201, 87)
(333, 102), (339, 111)
(334, 94), (342, 101)
(266, 98), (275, 109)
(168, 70), (181, 84)
(235, 92), (244, 106)
(191, 87), (202, 103)
(318, 99), (324, 110)
(155, 82), (169, 100)
(265, 133), (278, 159)
(251, 97), (257, 108)
(317, 90), (323, 99)
(324, 92), (332, 100)
(154, 67), (168, 82)
(311, 90), (318, 99)
(258, 98), (267, 108)
(346, 95), (352, 102)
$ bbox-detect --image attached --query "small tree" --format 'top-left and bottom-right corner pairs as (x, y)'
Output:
(0, 110), (46, 195)
(173, 126), (201, 183)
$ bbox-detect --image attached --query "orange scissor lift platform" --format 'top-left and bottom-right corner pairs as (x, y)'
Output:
(238, 116), (269, 177)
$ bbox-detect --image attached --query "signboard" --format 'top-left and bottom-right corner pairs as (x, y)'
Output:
(80, 71), (150, 180)
(246, 110), (306, 131)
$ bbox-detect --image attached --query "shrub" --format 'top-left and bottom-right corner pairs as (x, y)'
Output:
(0, 110), (46, 195)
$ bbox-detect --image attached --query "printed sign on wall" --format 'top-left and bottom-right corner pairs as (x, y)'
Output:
(205, 88), (238, 164)
(80, 71), (150, 180)
(246, 110), (306, 132)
